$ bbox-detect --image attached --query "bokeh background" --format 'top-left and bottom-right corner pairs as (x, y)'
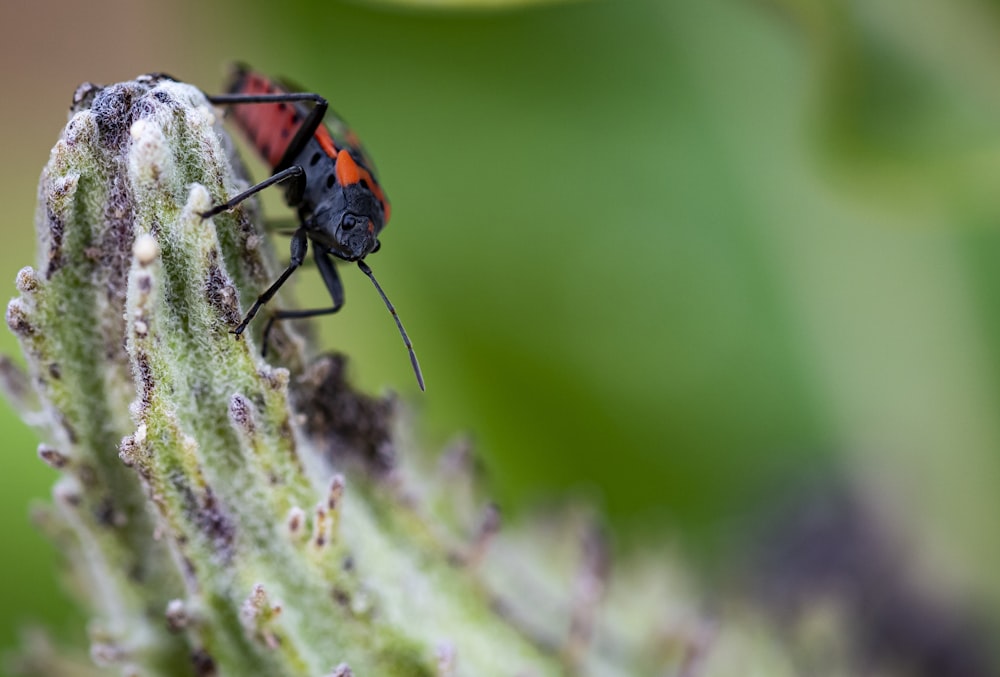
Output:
(2, 0), (1000, 670)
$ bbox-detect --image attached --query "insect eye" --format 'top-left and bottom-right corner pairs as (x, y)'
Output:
(371, 239), (381, 253)
(342, 215), (357, 231)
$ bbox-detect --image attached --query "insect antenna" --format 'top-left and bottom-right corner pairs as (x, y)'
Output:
(357, 260), (425, 391)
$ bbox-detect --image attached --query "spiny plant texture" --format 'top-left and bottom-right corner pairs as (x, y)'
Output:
(3, 74), (799, 676)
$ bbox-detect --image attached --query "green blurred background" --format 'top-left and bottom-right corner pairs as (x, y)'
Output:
(3, 0), (1000, 665)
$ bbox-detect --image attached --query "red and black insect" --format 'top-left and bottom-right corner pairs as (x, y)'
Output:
(201, 64), (424, 390)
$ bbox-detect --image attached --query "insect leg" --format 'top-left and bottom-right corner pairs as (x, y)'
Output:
(260, 247), (345, 356)
(233, 227), (308, 337)
(206, 92), (328, 172)
(200, 165), (305, 219)
(207, 92), (327, 108)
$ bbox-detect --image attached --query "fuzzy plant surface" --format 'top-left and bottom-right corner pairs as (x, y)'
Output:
(3, 74), (801, 677)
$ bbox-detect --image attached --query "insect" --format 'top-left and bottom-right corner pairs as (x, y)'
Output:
(201, 64), (424, 390)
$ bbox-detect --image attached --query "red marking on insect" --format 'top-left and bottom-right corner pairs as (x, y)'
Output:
(228, 74), (298, 167)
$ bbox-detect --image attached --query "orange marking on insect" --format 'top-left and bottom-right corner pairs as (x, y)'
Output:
(315, 126), (338, 158)
(333, 149), (387, 219)
(335, 149), (362, 186)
